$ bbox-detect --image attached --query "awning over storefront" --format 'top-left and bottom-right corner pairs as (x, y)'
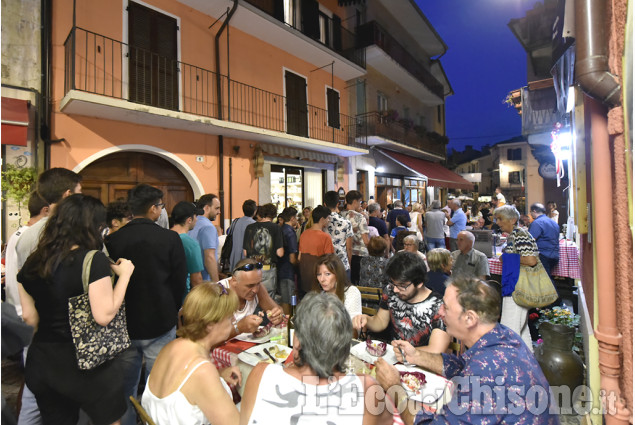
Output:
(379, 149), (474, 190)
(372, 149), (425, 179)
(1, 97), (29, 146)
(260, 143), (339, 164)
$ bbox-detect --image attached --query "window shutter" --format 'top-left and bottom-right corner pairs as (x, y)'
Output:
(332, 13), (342, 51)
(273, 0), (285, 22)
(301, 0), (320, 39)
(327, 88), (340, 128)
(128, 2), (178, 110)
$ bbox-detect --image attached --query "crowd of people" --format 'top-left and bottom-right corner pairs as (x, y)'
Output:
(1, 169), (561, 425)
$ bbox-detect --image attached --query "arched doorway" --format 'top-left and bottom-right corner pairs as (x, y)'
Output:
(79, 152), (194, 213)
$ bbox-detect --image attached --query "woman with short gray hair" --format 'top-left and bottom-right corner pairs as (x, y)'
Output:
(240, 293), (393, 424)
(494, 204), (539, 350)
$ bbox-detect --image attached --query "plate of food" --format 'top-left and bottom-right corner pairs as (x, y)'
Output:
(237, 342), (291, 367)
(233, 324), (275, 344)
(350, 340), (398, 365)
(395, 365), (451, 405)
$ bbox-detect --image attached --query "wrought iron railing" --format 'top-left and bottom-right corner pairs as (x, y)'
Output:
(244, 0), (365, 68)
(64, 27), (366, 148)
(357, 111), (446, 157)
(357, 21), (444, 99)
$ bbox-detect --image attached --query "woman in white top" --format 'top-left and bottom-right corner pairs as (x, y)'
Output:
(240, 292), (394, 425)
(142, 283), (241, 425)
(312, 254), (361, 319)
(408, 202), (424, 239)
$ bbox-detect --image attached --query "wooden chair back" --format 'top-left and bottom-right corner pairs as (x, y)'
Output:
(129, 396), (157, 425)
(357, 286), (382, 303)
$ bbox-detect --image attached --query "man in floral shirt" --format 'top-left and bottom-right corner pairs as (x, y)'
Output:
(342, 190), (369, 284)
(324, 191), (353, 274)
(375, 276), (558, 425)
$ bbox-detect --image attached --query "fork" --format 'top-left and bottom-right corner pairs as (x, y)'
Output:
(398, 346), (411, 366)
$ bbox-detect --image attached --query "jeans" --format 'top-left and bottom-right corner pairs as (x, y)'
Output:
(425, 238), (446, 249)
(120, 327), (176, 425)
(18, 347), (41, 425)
(261, 268), (277, 299)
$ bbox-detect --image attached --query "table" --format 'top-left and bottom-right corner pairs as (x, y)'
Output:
(211, 336), (453, 413)
(488, 239), (581, 279)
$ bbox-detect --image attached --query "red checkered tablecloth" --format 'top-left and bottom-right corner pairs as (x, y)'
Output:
(488, 240), (581, 279)
(211, 339), (257, 368)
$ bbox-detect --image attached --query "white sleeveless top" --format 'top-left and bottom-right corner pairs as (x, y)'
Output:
(142, 360), (232, 425)
(247, 364), (365, 424)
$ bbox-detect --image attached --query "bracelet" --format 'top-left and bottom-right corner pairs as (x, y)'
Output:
(232, 319), (240, 334)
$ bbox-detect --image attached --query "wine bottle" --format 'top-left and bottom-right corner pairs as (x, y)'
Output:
(287, 295), (297, 349)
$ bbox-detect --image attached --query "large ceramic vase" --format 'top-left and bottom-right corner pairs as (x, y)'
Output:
(535, 322), (584, 395)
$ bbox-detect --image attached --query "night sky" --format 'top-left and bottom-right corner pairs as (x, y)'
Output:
(416, 0), (539, 153)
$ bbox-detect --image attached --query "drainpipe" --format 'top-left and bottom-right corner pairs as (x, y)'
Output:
(214, 0), (238, 229)
(41, 0), (53, 168)
(576, 0), (630, 423)
(574, 0), (621, 107)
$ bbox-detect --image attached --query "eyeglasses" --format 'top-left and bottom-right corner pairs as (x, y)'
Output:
(390, 281), (414, 291)
(154, 202), (165, 209)
(233, 262), (263, 273)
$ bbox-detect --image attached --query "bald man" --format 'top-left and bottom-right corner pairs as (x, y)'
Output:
(450, 231), (489, 280)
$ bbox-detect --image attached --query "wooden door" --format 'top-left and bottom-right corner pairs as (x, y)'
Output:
(79, 152), (194, 214)
(285, 71), (308, 137)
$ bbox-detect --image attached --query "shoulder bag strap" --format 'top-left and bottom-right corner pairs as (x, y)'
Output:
(81, 250), (99, 295)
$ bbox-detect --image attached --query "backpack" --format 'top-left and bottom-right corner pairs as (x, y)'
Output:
(219, 219), (238, 273)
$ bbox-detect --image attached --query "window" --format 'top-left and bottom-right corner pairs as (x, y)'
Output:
(128, 2), (178, 110)
(507, 148), (522, 160)
(377, 92), (387, 112)
(326, 87), (340, 128)
(318, 12), (329, 45)
(509, 171), (521, 185)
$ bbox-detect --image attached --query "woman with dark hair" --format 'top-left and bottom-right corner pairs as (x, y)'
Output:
(312, 254), (362, 320)
(142, 282), (241, 425)
(17, 194), (135, 425)
(240, 292), (393, 425)
(359, 236), (389, 289)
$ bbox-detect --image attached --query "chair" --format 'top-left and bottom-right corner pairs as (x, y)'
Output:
(129, 396), (157, 425)
(358, 286), (382, 316)
(448, 337), (465, 355)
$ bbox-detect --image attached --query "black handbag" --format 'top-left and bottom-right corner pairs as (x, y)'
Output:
(68, 250), (130, 370)
(220, 219), (238, 273)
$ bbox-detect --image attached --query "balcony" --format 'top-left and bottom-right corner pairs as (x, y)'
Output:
(61, 27), (367, 157)
(243, 0), (365, 69)
(358, 111), (447, 159)
(357, 21), (445, 104)
(177, 0), (365, 81)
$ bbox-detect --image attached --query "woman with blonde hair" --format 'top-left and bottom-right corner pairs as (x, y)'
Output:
(408, 202), (424, 240)
(425, 248), (452, 296)
(142, 283), (241, 425)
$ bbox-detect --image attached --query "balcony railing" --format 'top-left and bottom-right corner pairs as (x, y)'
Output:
(357, 21), (444, 99)
(63, 27), (366, 148)
(244, 0), (365, 68)
(358, 111), (446, 157)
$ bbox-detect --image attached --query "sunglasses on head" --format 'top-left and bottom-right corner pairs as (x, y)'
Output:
(233, 262), (263, 273)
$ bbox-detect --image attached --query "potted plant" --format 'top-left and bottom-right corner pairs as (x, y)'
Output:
(1, 164), (38, 225)
(534, 307), (584, 397)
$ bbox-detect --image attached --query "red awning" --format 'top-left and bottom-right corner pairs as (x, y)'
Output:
(1, 97), (29, 146)
(381, 150), (474, 190)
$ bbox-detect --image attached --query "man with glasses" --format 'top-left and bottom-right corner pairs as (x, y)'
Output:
(105, 184), (187, 425)
(218, 258), (284, 337)
(352, 252), (449, 352)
